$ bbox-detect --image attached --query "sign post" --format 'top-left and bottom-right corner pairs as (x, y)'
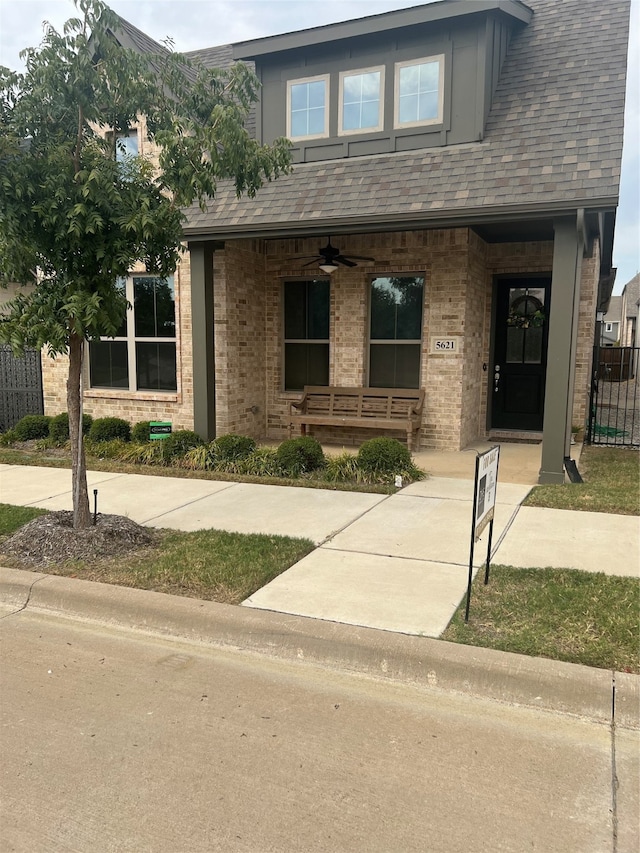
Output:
(465, 445), (500, 623)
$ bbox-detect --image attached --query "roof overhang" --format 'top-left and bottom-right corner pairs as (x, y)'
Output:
(232, 0), (533, 60)
(183, 198), (617, 244)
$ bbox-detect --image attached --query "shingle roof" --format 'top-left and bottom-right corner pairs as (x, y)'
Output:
(182, 0), (630, 237)
(622, 274), (640, 315)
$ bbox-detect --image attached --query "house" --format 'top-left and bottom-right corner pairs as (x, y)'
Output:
(40, 0), (631, 484)
(601, 296), (622, 346)
(619, 273), (639, 348)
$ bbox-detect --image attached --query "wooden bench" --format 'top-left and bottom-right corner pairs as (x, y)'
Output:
(289, 386), (425, 449)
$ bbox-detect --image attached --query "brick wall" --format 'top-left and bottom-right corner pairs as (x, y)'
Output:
(213, 240), (267, 438)
(572, 239), (599, 429)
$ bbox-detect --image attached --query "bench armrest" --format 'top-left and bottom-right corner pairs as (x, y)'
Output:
(289, 395), (307, 416)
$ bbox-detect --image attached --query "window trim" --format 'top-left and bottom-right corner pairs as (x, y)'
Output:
(282, 277), (331, 392)
(367, 273), (425, 389)
(286, 74), (330, 141)
(338, 65), (385, 136)
(393, 54), (445, 129)
(88, 273), (178, 394)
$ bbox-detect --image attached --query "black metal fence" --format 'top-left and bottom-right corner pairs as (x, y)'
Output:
(0, 345), (44, 432)
(587, 346), (639, 447)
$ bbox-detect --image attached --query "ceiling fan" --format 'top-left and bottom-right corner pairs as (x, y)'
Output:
(294, 238), (375, 273)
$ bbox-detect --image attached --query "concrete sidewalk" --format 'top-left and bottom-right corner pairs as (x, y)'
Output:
(1, 461), (638, 637)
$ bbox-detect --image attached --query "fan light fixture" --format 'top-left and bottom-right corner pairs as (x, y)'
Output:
(292, 237), (375, 272)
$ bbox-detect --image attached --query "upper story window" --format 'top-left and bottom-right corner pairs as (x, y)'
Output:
(115, 130), (139, 162)
(287, 75), (329, 140)
(339, 67), (384, 134)
(394, 55), (444, 128)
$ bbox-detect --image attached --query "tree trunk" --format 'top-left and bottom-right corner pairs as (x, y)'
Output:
(68, 331), (91, 529)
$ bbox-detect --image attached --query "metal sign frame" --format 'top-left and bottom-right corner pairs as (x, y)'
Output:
(464, 445), (500, 622)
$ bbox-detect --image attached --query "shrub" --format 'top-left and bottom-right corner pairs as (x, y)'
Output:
(119, 441), (164, 465)
(0, 428), (18, 446)
(88, 417), (131, 443)
(131, 420), (152, 443)
(13, 415), (51, 441)
(49, 412), (93, 444)
(276, 436), (326, 477)
(324, 452), (363, 483)
(161, 429), (204, 462)
(213, 433), (257, 462)
(84, 438), (129, 459)
(357, 437), (412, 476)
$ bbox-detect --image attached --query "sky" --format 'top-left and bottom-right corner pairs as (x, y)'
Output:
(0, 0), (638, 293)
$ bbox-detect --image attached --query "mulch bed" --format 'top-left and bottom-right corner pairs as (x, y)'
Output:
(2, 512), (156, 567)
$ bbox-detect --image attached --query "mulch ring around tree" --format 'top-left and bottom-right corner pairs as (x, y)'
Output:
(2, 512), (156, 567)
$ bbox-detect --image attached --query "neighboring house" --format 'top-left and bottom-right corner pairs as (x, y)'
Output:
(619, 273), (640, 349)
(39, 0), (631, 484)
(601, 295), (621, 346)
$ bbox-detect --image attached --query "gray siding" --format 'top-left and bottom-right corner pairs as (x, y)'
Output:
(257, 13), (521, 162)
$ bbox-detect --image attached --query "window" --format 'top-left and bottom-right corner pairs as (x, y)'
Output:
(115, 131), (139, 161)
(283, 279), (330, 390)
(339, 67), (384, 134)
(605, 322), (613, 333)
(369, 276), (424, 388)
(89, 274), (177, 392)
(287, 75), (329, 140)
(394, 56), (444, 128)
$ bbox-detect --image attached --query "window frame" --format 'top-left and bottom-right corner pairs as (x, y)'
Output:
(393, 54), (445, 129)
(338, 65), (385, 136)
(88, 273), (178, 394)
(286, 74), (330, 142)
(282, 277), (331, 392)
(367, 274), (425, 389)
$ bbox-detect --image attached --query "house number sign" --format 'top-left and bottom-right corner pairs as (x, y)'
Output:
(430, 336), (461, 354)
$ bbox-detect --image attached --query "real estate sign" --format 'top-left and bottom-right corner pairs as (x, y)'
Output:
(474, 445), (499, 540)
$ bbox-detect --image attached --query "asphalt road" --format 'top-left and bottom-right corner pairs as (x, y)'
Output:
(1, 607), (637, 853)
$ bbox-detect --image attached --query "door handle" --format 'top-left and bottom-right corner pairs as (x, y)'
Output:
(494, 364), (501, 393)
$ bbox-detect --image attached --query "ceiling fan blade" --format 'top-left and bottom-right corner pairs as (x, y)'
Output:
(343, 254), (375, 262)
(302, 258), (322, 267)
(335, 256), (357, 267)
(291, 254), (321, 260)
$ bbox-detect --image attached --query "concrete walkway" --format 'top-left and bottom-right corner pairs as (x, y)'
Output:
(1, 455), (638, 637)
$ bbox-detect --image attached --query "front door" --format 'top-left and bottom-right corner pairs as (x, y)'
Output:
(491, 277), (551, 431)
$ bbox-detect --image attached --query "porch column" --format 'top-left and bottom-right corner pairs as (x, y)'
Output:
(188, 241), (217, 441)
(539, 217), (584, 484)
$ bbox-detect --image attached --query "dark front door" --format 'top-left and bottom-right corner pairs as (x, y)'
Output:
(491, 278), (551, 431)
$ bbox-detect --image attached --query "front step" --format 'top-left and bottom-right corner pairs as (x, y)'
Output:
(488, 430), (543, 444)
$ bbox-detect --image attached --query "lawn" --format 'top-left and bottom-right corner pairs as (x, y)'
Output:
(443, 565), (640, 673)
(524, 445), (639, 515)
(0, 504), (314, 605)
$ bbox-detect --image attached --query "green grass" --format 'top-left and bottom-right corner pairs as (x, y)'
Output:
(0, 504), (314, 605)
(524, 445), (639, 515)
(443, 565), (640, 672)
(0, 504), (48, 536)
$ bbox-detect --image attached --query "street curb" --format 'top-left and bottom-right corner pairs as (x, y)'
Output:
(2, 566), (638, 729)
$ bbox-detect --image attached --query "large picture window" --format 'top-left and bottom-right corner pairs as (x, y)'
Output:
(369, 276), (424, 388)
(89, 274), (177, 392)
(339, 67), (384, 134)
(287, 75), (329, 140)
(284, 279), (330, 390)
(394, 55), (444, 128)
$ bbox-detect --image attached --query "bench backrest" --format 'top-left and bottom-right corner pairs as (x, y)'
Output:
(302, 386), (424, 420)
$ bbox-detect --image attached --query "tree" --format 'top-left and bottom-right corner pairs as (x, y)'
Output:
(0, 0), (291, 528)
